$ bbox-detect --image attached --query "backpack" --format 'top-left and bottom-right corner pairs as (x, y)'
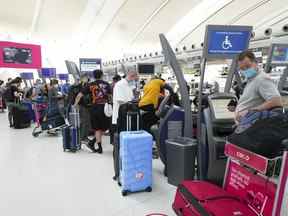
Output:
(67, 84), (81, 105)
(25, 87), (35, 99)
(3, 86), (13, 102)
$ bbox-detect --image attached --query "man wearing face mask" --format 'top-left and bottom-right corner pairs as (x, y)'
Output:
(235, 51), (282, 123)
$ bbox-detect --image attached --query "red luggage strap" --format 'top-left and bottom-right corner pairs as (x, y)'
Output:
(179, 184), (241, 216)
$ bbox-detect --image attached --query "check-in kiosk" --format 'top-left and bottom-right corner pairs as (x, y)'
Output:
(20, 72), (34, 88)
(38, 68), (56, 83)
(150, 35), (193, 176)
(198, 25), (253, 184)
(57, 73), (70, 95)
(65, 60), (81, 83)
(265, 43), (288, 108)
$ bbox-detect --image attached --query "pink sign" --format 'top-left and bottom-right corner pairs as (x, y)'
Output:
(224, 160), (276, 216)
(225, 143), (269, 174)
(0, 41), (42, 69)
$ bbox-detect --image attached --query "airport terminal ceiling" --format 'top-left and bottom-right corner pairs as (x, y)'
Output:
(0, 0), (288, 70)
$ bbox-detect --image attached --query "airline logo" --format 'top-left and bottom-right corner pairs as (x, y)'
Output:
(236, 151), (250, 161)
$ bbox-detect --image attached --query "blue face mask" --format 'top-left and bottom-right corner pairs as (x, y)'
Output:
(242, 68), (257, 79)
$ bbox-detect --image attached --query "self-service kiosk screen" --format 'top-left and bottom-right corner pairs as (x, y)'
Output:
(282, 95), (288, 108)
(210, 98), (235, 120)
(271, 45), (288, 64)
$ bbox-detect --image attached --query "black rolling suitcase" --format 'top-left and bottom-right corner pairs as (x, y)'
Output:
(117, 102), (141, 133)
(12, 104), (31, 129)
(113, 102), (141, 182)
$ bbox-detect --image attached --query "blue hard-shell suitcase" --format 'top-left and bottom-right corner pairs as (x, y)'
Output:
(119, 130), (153, 196)
(62, 126), (80, 152)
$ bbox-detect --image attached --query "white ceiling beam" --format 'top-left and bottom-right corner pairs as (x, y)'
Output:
(28, 0), (44, 40)
(130, 0), (170, 46)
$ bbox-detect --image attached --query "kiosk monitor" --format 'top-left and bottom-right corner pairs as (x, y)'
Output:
(271, 44), (288, 64)
(210, 98), (235, 120)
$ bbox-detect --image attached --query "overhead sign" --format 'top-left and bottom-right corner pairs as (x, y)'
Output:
(0, 41), (42, 69)
(20, 72), (34, 80)
(203, 25), (252, 59)
(58, 73), (69, 81)
(39, 68), (56, 78)
(79, 58), (102, 73)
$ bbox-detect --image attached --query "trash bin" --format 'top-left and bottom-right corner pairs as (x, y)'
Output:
(166, 137), (197, 186)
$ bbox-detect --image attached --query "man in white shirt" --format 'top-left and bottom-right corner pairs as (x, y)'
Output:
(112, 70), (138, 181)
(112, 70), (138, 128)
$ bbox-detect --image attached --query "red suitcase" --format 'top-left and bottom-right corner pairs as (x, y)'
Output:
(173, 181), (255, 216)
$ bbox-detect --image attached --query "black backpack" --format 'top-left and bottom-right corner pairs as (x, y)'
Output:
(67, 84), (81, 105)
(25, 87), (34, 99)
(3, 86), (13, 102)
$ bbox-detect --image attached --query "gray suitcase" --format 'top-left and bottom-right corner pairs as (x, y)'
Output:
(69, 107), (80, 128)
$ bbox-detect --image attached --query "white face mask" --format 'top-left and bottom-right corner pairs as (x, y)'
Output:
(128, 80), (137, 89)
(54, 84), (59, 89)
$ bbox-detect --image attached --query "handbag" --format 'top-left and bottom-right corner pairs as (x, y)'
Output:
(104, 103), (113, 117)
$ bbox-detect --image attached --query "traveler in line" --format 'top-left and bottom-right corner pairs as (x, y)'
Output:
(74, 70), (112, 153)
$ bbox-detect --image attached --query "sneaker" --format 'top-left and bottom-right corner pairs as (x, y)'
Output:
(85, 140), (97, 153)
(95, 143), (103, 154)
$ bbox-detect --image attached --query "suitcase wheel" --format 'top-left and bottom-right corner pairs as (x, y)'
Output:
(70, 149), (77, 153)
(122, 190), (129, 196)
(145, 187), (152, 192)
(32, 131), (41, 137)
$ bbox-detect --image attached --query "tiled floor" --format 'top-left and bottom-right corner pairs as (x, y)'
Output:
(0, 113), (176, 216)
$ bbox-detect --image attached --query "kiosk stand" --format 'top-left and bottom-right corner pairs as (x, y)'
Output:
(38, 68), (56, 84)
(265, 44), (288, 107)
(20, 72), (34, 88)
(197, 25), (253, 183)
(65, 60), (81, 83)
(57, 73), (70, 95)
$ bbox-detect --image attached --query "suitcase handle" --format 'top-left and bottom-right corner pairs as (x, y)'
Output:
(179, 184), (210, 216)
(127, 131), (143, 134)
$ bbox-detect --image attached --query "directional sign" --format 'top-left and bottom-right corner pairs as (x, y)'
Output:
(79, 58), (102, 73)
(40, 68), (56, 78)
(20, 72), (34, 80)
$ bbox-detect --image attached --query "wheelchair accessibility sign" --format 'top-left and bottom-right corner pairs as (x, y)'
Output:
(222, 35), (233, 50)
(203, 25), (252, 59)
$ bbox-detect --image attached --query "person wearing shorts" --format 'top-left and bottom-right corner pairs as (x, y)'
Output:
(74, 70), (112, 153)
